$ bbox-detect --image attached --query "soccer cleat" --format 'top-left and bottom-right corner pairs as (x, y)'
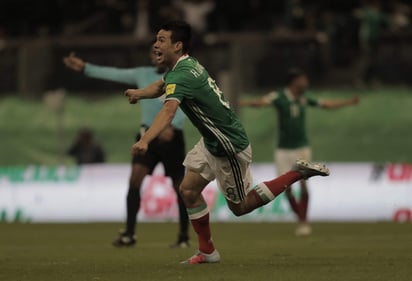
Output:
(112, 231), (136, 247)
(295, 223), (312, 236)
(169, 240), (190, 249)
(292, 159), (330, 179)
(181, 250), (221, 264)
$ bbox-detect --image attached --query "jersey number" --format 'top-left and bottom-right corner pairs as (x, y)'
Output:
(208, 77), (230, 109)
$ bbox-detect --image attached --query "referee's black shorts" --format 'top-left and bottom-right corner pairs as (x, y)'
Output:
(132, 125), (185, 183)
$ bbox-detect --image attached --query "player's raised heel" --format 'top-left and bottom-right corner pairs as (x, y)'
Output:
(292, 159), (330, 179)
(181, 250), (221, 264)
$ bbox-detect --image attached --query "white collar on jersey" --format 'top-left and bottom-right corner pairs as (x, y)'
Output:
(172, 54), (190, 70)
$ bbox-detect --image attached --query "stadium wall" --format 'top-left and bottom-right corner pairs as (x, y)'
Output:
(3, 32), (412, 96)
(1, 163), (411, 223)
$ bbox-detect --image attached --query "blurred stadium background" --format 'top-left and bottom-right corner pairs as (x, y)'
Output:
(1, 0), (412, 280)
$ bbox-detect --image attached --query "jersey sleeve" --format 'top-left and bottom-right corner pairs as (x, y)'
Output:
(164, 71), (192, 103)
(84, 63), (142, 86)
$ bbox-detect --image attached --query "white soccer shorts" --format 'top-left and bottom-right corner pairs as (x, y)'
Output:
(183, 138), (253, 204)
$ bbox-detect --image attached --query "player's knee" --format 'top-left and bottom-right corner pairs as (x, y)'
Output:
(179, 185), (197, 206)
(230, 208), (244, 217)
(228, 204), (246, 217)
(231, 209), (243, 217)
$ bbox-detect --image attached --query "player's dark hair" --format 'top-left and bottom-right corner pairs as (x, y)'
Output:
(160, 20), (192, 53)
(286, 68), (307, 85)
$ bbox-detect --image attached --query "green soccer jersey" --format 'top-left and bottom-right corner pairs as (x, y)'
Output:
(265, 88), (319, 149)
(164, 55), (249, 157)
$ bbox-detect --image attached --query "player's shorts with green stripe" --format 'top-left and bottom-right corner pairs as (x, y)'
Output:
(183, 138), (253, 203)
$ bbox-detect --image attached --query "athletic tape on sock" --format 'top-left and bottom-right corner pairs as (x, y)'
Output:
(187, 203), (209, 220)
(253, 183), (275, 204)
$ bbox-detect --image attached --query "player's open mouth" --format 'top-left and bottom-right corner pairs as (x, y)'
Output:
(154, 51), (163, 60)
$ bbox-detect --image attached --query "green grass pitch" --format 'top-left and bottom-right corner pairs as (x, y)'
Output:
(1, 222), (411, 281)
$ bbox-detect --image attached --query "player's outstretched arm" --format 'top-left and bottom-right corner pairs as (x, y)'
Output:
(240, 91), (277, 107)
(319, 96), (360, 109)
(124, 79), (165, 104)
(131, 100), (179, 155)
(63, 52), (138, 85)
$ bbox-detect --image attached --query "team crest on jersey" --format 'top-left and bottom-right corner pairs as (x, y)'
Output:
(166, 84), (176, 95)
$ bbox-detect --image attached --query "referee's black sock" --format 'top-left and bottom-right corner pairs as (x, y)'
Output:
(126, 188), (141, 235)
(176, 192), (189, 242)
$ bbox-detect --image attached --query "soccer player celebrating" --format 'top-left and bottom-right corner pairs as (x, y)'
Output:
(124, 21), (329, 264)
(63, 45), (190, 248)
(241, 69), (359, 236)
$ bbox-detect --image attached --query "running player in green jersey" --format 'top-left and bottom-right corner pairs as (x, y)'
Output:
(124, 21), (330, 264)
(63, 45), (190, 248)
(241, 69), (359, 236)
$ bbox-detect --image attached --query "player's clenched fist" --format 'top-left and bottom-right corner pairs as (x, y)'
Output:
(124, 89), (142, 104)
(132, 140), (148, 155)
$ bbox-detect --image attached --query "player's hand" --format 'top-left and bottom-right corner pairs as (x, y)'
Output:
(63, 52), (85, 72)
(124, 89), (142, 104)
(132, 140), (148, 155)
(158, 125), (175, 142)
